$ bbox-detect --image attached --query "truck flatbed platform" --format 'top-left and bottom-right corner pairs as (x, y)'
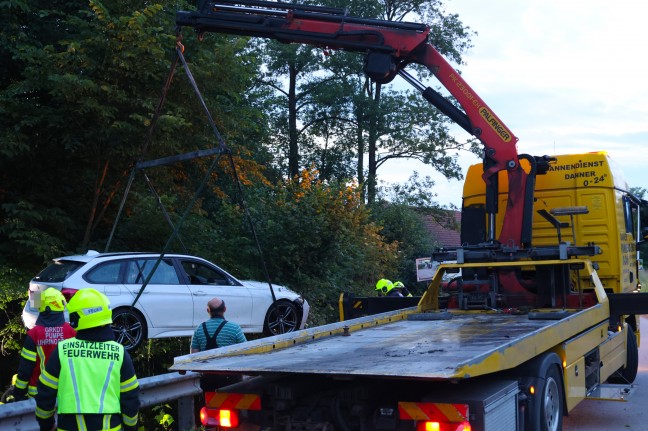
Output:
(172, 305), (608, 380)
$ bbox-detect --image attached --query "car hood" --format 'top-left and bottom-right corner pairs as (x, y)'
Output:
(240, 280), (301, 298)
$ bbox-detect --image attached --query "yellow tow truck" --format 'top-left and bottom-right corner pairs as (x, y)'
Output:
(171, 2), (648, 430)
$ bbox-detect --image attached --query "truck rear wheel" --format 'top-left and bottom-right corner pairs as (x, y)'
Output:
(540, 366), (563, 431)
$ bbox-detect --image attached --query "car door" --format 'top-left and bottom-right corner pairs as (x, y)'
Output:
(179, 258), (253, 329)
(122, 257), (194, 329)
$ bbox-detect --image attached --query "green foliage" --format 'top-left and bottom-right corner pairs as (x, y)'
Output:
(249, 169), (399, 325)
(152, 404), (175, 430)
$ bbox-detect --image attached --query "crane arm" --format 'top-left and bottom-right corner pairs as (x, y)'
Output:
(176, 0), (532, 246)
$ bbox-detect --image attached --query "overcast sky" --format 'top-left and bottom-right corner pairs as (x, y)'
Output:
(381, 0), (648, 207)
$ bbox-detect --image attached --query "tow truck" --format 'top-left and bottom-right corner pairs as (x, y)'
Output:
(171, 2), (648, 430)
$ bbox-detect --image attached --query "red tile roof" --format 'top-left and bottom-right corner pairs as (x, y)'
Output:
(423, 210), (461, 248)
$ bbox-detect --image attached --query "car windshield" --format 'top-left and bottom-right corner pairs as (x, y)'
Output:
(33, 260), (84, 283)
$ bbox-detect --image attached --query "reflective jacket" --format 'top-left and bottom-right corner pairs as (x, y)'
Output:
(15, 312), (75, 399)
(35, 325), (140, 431)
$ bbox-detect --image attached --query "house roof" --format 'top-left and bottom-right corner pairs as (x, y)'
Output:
(423, 210), (461, 248)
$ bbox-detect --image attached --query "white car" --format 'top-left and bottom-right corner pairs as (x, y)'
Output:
(22, 251), (310, 350)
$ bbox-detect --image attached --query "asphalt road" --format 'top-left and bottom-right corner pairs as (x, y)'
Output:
(563, 316), (648, 430)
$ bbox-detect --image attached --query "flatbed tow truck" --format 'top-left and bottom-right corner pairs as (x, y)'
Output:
(171, 2), (648, 430)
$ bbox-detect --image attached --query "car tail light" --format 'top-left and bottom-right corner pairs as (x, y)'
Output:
(417, 421), (471, 431)
(60, 288), (79, 302)
(200, 407), (239, 428)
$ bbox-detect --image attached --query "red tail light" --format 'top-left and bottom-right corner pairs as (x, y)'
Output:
(200, 407), (239, 428)
(60, 288), (78, 302)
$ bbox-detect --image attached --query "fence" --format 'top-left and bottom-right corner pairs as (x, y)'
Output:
(0, 371), (202, 431)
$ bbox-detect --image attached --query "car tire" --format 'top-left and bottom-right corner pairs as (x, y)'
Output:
(111, 307), (147, 351)
(263, 300), (299, 336)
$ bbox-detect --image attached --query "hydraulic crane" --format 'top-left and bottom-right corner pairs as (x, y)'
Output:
(176, 0), (549, 251)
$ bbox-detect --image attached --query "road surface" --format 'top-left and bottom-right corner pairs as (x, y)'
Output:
(563, 316), (648, 430)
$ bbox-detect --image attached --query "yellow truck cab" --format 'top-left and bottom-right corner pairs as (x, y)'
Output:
(462, 152), (643, 295)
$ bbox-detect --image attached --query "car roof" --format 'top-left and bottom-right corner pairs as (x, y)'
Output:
(52, 251), (206, 264)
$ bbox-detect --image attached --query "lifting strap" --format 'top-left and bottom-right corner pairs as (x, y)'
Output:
(125, 36), (277, 309)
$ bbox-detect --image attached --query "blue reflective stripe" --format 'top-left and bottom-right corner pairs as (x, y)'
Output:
(35, 405), (55, 419)
(103, 414), (111, 429)
(68, 358), (82, 412)
(98, 361), (115, 413)
(123, 412), (138, 427)
(14, 378), (28, 389)
(39, 369), (58, 390)
(75, 414), (87, 431)
(120, 375), (139, 392)
(37, 346), (46, 373)
(20, 348), (37, 361)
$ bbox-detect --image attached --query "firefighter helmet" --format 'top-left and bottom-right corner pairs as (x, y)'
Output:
(39, 288), (66, 312)
(393, 281), (405, 289)
(67, 288), (112, 330)
(375, 279), (394, 294)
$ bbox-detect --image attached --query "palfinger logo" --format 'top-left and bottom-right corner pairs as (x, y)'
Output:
(480, 107), (512, 142)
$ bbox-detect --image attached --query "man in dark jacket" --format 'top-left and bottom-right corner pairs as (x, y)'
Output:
(14, 288), (76, 401)
(35, 288), (140, 431)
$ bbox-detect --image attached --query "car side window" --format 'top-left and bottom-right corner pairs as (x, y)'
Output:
(86, 262), (123, 284)
(126, 259), (180, 285)
(181, 260), (230, 285)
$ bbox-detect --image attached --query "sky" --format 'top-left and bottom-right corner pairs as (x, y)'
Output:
(380, 0), (648, 207)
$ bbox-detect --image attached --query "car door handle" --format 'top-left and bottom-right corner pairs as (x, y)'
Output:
(192, 291), (207, 296)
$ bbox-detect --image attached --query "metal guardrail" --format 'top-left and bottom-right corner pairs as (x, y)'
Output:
(0, 371), (202, 431)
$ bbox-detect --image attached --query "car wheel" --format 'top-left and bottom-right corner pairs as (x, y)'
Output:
(263, 300), (299, 336)
(111, 307), (147, 351)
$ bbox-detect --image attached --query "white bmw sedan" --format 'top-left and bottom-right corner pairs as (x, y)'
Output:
(22, 251), (310, 350)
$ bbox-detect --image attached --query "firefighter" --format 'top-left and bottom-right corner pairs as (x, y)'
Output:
(392, 281), (413, 297)
(375, 278), (394, 296)
(14, 288), (76, 401)
(35, 288), (140, 431)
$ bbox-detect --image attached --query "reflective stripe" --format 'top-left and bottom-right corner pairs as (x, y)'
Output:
(103, 414), (111, 429)
(37, 345), (46, 374)
(98, 361), (116, 413)
(68, 358), (82, 412)
(120, 375), (138, 392)
(20, 347), (37, 362)
(39, 369), (58, 390)
(75, 414), (87, 431)
(35, 405), (55, 419)
(123, 411), (138, 427)
(27, 385), (37, 396)
(14, 377), (28, 390)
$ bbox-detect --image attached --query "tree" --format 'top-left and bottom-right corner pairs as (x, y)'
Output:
(250, 0), (476, 203)
(0, 0), (268, 264)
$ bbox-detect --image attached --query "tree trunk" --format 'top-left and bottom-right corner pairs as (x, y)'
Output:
(367, 83), (381, 204)
(288, 62), (299, 179)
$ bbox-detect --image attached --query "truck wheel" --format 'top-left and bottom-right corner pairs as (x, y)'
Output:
(111, 307), (147, 351)
(608, 326), (638, 383)
(263, 300), (299, 335)
(540, 366), (563, 431)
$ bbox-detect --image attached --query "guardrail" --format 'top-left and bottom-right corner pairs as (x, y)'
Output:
(0, 371), (202, 431)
